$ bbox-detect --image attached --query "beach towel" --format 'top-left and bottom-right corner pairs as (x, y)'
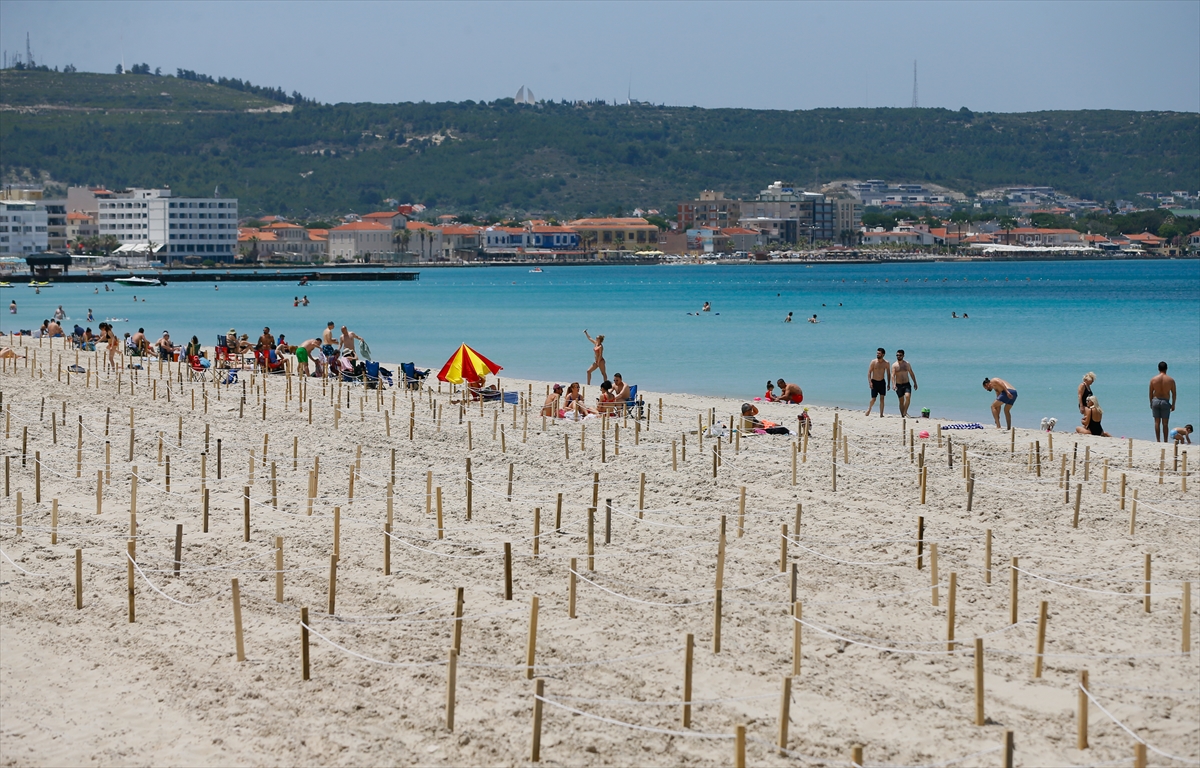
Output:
(942, 423), (984, 430)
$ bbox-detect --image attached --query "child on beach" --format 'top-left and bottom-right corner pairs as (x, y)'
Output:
(1173, 425), (1193, 444)
(764, 381), (777, 401)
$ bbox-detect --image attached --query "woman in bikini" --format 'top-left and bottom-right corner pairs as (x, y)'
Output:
(1077, 372), (1095, 415)
(564, 382), (592, 417)
(583, 329), (606, 385)
(98, 322), (122, 371)
(1076, 395), (1110, 437)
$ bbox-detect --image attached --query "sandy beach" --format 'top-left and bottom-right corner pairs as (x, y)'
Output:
(1, 338), (1197, 768)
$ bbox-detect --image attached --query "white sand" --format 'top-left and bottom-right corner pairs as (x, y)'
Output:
(1, 339), (1197, 767)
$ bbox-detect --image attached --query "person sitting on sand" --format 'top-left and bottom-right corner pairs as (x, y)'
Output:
(611, 373), (630, 409)
(777, 379), (804, 404)
(1172, 425), (1193, 445)
(597, 381), (616, 413)
(563, 382), (591, 416)
(47, 319), (64, 337)
(1076, 396), (1110, 437)
(156, 330), (177, 361)
(983, 376), (1017, 429)
(740, 403), (763, 431)
(542, 384), (563, 417)
(764, 381), (777, 401)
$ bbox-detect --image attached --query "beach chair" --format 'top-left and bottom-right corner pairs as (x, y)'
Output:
(186, 354), (211, 382)
(255, 349), (285, 375)
(363, 361), (385, 389)
(214, 335), (232, 369)
(400, 362), (429, 390)
(617, 384), (643, 419)
(338, 356), (363, 384)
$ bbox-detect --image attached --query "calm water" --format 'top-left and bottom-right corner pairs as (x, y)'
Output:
(2, 260), (1197, 440)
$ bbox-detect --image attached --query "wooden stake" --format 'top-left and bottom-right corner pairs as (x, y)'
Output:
(1073, 483), (1082, 527)
(1129, 488), (1139, 534)
(1078, 669), (1089, 749)
(985, 528), (992, 584)
(568, 557), (577, 618)
(466, 458), (473, 520)
(974, 637), (985, 725)
(203, 489), (209, 533)
(1144, 553), (1151, 613)
(1035, 600), (1048, 678)
(327, 554), (338, 615)
(452, 587), (464, 653)
(682, 633), (694, 727)
(916, 515), (925, 570)
(530, 678), (544, 763)
(50, 498), (58, 545)
(1120, 472), (1127, 510)
(712, 588), (723, 653)
(504, 542), (513, 600)
(780, 524), (788, 572)
(525, 595), (539, 679)
(300, 606), (310, 680)
(587, 507), (596, 571)
(96, 470), (103, 515)
(127, 540), (136, 623)
(638, 472), (646, 516)
(436, 487), (444, 539)
(231, 578), (246, 662)
(852, 744), (863, 767)
(1102, 458), (1109, 493)
(672, 440), (678, 471)
(243, 487), (251, 542)
(793, 601), (802, 675)
(735, 724), (746, 768)
(1010, 557), (1019, 624)
(1135, 742), (1147, 768)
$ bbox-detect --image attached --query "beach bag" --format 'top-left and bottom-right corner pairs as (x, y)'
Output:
(765, 426), (789, 435)
(68, 364), (86, 373)
(222, 370), (239, 385)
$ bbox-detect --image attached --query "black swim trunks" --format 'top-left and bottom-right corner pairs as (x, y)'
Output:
(870, 378), (887, 397)
(895, 382), (912, 397)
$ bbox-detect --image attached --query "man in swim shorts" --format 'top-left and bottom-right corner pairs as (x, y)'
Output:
(866, 348), (890, 417)
(776, 379), (803, 404)
(892, 349), (918, 418)
(983, 376), (1017, 429)
(298, 338), (321, 376)
(1149, 361), (1176, 442)
(321, 321), (336, 358)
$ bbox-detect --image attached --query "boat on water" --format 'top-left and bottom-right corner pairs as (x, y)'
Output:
(529, 267), (544, 273)
(113, 276), (164, 287)
(28, 281), (51, 287)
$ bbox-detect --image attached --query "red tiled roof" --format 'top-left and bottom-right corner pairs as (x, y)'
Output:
(531, 226), (575, 233)
(330, 222), (391, 231)
(441, 226), (481, 235)
(263, 221), (302, 230)
(362, 211), (404, 220)
(66, 212), (92, 221)
(406, 221), (437, 230)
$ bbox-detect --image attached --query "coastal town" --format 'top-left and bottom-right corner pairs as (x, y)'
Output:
(2, 178), (1198, 272)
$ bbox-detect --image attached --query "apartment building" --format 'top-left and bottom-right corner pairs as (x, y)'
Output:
(327, 221), (394, 261)
(566, 217), (659, 249)
(832, 198), (863, 240)
(0, 200), (49, 254)
(66, 211), (98, 245)
(740, 182), (835, 242)
(677, 190), (741, 230)
(96, 188), (239, 264)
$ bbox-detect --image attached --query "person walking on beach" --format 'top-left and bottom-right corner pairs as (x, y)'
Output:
(1077, 372), (1096, 415)
(983, 376), (1017, 429)
(892, 350), (917, 418)
(866, 348), (890, 417)
(584, 330), (606, 385)
(1150, 362), (1176, 442)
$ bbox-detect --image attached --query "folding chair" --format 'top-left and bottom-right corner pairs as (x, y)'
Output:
(186, 354), (211, 382)
(401, 362), (430, 390)
(214, 335), (232, 369)
(620, 385), (645, 420)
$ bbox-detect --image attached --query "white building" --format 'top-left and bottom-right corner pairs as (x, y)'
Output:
(96, 188), (239, 264)
(0, 201), (49, 254)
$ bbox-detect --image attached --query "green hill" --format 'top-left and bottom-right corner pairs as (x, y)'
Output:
(2, 70), (1197, 217)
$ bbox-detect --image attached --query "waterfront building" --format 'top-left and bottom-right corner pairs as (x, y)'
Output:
(328, 221), (394, 261)
(0, 200), (49, 254)
(832, 198), (863, 242)
(567, 217), (659, 250)
(66, 211), (98, 247)
(96, 188), (238, 264)
(677, 190), (741, 230)
(740, 182), (834, 242)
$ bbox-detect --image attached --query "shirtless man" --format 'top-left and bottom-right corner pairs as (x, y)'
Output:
(321, 322), (337, 357)
(1149, 361), (1176, 442)
(866, 348), (890, 417)
(542, 384), (563, 417)
(611, 373), (631, 409)
(257, 327), (275, 352)
(891, 349), (918, 418)
(130, 327), (149, 355)
(339, 325), (363, 359)
(297, 338), (321, 376)
(983, 376), (1017, 429)
(776, 379), (803, 404)
(47, 319), (63, 337)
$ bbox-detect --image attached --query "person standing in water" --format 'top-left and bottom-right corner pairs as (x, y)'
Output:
(1149, 361), (1176, 442)
(584, 330), (606, 385)
(866, 348), (890, 417)
(892, 349), (918, 418)
(983, 376), (1017, 429)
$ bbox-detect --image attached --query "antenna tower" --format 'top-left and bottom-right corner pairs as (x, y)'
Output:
(911, 60), (918, 109)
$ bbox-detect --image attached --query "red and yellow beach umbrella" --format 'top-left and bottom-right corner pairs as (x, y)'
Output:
(436, 343), (503, 384)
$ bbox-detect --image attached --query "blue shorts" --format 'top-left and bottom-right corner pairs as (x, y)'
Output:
(996, 389), (1017, 406)
(1151, 398), (1171, 419)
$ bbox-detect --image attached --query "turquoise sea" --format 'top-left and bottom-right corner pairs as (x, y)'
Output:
(2, 259), (1197, 440)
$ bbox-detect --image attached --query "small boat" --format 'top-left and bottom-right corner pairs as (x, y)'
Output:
(28, 281), (50, 287)
(529, 267), (543, 273)
(0, 282), (11, 287)
(113, 276), (163, 287)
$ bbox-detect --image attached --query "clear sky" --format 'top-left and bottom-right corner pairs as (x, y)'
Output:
(2, 0), (1197, 113)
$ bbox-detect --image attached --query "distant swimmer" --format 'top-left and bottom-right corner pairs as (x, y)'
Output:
(9, 300), (15, 314)
(962, 313), (968, 318)
(784, 312), (793, 323)
(952, 312), (958, 318)
(294, 296), (299, 307)
(867, 348), (890, 417)
(302, 295), (310, 306)
(808, 314), (819, 324)
(702, 302), (711, 312)
(892, 349), (917, 418)
(1149, 361), (1177, 442)
(983, 376), (1018, 430)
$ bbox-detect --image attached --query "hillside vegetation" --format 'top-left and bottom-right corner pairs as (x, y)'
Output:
(2, 70), (1197, 217)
